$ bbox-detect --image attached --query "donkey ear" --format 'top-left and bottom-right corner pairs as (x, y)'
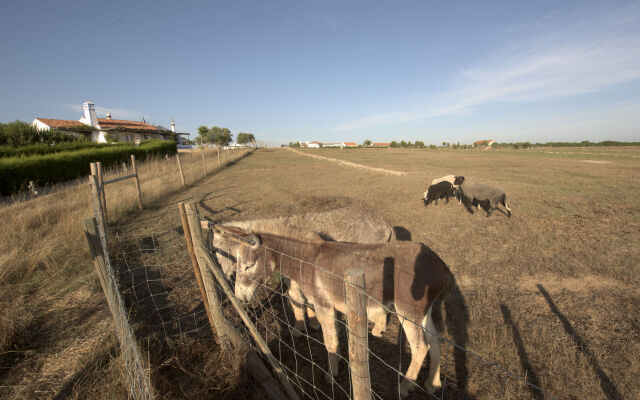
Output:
(244, 234), (261, 250)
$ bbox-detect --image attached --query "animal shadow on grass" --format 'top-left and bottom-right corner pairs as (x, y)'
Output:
(393, 226), (412, 241)
(432, 281), (474, 399)
(499, 304), (545, 400)
(537, 284), (622, 400)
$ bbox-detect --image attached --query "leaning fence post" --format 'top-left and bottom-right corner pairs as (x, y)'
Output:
(217, 147), (221, 167)
(184, 202), (300, 400)
(179, 203), (219, 342)
(345, 268), (372, 400)
(83, 217), (154, 399)
(182, 203), (293, 400)
(130, 155), (143, 210)
(176, 153), (186, 186)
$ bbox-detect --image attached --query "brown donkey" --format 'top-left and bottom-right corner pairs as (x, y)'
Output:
(214, 225), (454, 397)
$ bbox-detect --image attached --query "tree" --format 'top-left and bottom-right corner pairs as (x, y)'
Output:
(390, 141), (400, 148)
(363, 139), (372, 146)
(210, 126), (232, 147)
(414, 140), (425, 148)
(197, 125), (210, 145)
(237, 132), (255, 145)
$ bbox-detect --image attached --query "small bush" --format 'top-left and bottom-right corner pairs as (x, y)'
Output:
(0, 140), (177, 195)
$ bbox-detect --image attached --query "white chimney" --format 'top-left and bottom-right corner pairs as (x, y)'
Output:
(106, 112), (112, 120)
(170, 119), (176, 132)
(83, 101), (100, 127)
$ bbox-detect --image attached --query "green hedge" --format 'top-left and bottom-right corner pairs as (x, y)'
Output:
(0, 142), (131, 158)
(0, 140), (177, 195)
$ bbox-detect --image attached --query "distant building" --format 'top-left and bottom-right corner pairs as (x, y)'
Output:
(342, 142), (358, 147)
(372, 142), (390, 147)
(32, 101), (184, 144)
(474, 140), (496, 148)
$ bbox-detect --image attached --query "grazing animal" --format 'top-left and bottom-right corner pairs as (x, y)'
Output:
(454, 176), (512, 217)
(209, 207), (395, 337)
(217, 226), (454, 397)
(423, 181), (455, 206)
(423, 175), (461, 205)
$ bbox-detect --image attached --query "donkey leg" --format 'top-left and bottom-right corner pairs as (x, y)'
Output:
(369, 307), (388, 337)
(306, 306), (321, 330)
(315, 306), (340, 382)
(287, 282), (307, 337)
(398, 320), (429, 398)
(423, 310), (442, 393)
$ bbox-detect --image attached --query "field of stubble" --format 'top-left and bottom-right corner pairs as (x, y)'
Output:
(112, 147), (639, 399)
(3, 146), (637, 399)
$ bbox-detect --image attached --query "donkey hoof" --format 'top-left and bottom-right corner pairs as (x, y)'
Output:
(324, 372), (337, 384)
(424, 382), (441, 394)
(309, 318), (321, 330)
(399, 379), (416, 398)
(371, 327), (385, 338)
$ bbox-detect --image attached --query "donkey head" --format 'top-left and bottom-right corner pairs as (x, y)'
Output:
(213, 225), (273, 302)
(453, 176), (465, 185)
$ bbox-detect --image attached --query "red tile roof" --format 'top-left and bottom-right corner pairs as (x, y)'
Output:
(36, 117), (161, 132)
(343, 142), (357, 146)
(474, 140), (494, 145)
(98, 118), (159, 131)
(373, 142), (390, 147)
(35, 118), (86, 129)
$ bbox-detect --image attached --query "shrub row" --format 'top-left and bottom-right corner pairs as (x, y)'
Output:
(0, 120), (87, 146)
(0, 140), (177, 195)
(0, 141), (132, 158)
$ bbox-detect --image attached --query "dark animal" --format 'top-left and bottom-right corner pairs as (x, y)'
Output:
(423, 181), (455, 206)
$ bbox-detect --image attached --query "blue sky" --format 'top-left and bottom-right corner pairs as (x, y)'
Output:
(1, 0), (639, 145)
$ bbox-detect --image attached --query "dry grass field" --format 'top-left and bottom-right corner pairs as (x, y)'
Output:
(1, 146), (638, 399)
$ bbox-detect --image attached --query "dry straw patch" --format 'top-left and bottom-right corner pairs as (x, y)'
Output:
(1, 146), (639, 399)
(0, 147), (249, 399)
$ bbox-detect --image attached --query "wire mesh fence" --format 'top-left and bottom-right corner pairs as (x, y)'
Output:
(193, 209), (559, 400)
(90, 197), (560, 399)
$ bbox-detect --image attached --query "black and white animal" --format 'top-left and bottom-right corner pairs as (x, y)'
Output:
(454, 176), (512, 217)
(423, 181), (455, 206)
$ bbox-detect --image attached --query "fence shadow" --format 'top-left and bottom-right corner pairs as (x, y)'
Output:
(500, 304), (544, 400)
(111, 234), (208, 339)
(536, 284), (621, 400)
(434, 280), (473, 399)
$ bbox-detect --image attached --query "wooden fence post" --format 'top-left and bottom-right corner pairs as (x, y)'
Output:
(345, 268), (372, 400)
(96, 161), (107, 221)
(130, 155), (143, 210)
(182, 203), (293, 400)
(184, 202), (300, 400)
(179, 203), (218, 340)
(201, 147), (207, 174)
(88, 174), (108, 248)
(217, 147), (221, 167)
(176, 153), (186, 186)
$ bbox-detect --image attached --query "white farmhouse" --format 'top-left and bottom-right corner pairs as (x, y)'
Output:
(32, 101), (181, 144)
